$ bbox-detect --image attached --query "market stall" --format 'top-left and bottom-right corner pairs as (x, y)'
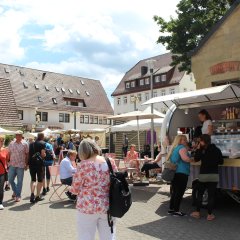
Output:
(143, 84), (240, 203)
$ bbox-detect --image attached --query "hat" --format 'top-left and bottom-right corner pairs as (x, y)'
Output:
(15, 130), (23, 135)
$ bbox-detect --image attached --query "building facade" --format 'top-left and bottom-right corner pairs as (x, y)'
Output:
(191, 1), (240, 88)
(111, 53), (196, 114)
(0, 64), (113, 132)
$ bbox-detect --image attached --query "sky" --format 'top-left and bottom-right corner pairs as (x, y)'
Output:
(0, 0), (179, 102)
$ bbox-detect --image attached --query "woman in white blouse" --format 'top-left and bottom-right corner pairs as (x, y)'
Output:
(198, 109), (213, 135)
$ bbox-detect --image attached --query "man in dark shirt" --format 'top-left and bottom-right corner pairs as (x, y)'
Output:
(191, 134), (223, 221)
(28, 133), (46, 203)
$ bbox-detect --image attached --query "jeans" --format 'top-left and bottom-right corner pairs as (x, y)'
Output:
(141, 162), (160, 178)
(169, 173), (188, 212)
(8, 166), (24, 198)
(77, 212), (116, 240)
(196, 181), (218, 215)
(0, 174), (5, 204)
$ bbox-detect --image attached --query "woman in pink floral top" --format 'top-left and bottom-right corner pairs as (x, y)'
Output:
(70, 139), (117, 240)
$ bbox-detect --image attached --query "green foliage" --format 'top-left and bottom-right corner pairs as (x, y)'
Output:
(5, 135), (14, 147)
(154, 0), (236, 72)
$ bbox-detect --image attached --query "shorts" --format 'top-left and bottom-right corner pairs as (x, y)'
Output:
(29, 166), (44, 182)
(61, 177), (72, 186)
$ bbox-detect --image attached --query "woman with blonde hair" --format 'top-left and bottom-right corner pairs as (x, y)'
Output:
(166, 135), (192, 217)
(70, 138), (117, 240)
(0, 135), (9, 210)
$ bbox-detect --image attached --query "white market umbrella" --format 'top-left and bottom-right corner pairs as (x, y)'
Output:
(51, 129), (66, 134)
(109, 107), (165, 152)
(0, 127), (15, 135)
(42, 128), (53, 136)
(23, 132), (37, 138)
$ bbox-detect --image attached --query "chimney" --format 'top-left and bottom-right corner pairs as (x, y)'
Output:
(141, 66), (148, 76)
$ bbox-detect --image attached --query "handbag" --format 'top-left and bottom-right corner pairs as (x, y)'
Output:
(161, 161), (177, 182)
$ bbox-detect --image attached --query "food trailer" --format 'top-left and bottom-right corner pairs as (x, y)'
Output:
(143, 84), (240, 203)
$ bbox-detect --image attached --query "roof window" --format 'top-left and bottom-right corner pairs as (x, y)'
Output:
(38, 96), (43, 102)
(61, 87), (65, 93)
(23, 82), (28, 89)
(35, 84), (39, 89)
(85, 91), (90, 96)
(69, 89), (73, 94)
(52, 98), (57, 104)
(76, 90), (80, 95)
(80, 80), (85, 85)
(55, 87), (60, 92)
(19, 70), (24, 76)
(45, 85), (49, 91)
(4, 67), (10, 73)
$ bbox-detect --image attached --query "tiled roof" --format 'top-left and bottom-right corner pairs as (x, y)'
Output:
(111, 53), (185, 96)
(190, 0), (240, 56)
(0, 64), (113, 115)
(0, 77), (22, 128)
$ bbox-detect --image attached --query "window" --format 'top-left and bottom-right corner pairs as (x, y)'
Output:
(37, 111), (48, 122)
(80, 115), (84, 123)
(23, 82), (28, 89)
(56, 87), (60, 92)
(52, 98), (57, 104)
(161, 90), (166, 96)
(103, 117), (107, 125)
(145, 93), (149, 101)
(99, 117), (103, 124)
(69, 89), (73, 94)
(59, 113), (70, 123)
(107, 119), (111, 125)
(126, 82), (130, 89)
(45, 85), (49, 91)
(170, 88), (175, 94)
(131, 81), (135, 87)
(161, 74), (166, 82)
(155, 76), (160, 83)
(84, 115), (89, 124)
(61, 87), (65, 93)
(140, 79), (144, 86)
(66, 101), (78, 106)
(145, 78), (150, 85)
(80, 80), (85, 85)
(153, 91), (158, 98)
(90, 115), (94, 124)
(35, 84), (39, 89)
(76, 90), (80, 95)
(85, 91), (90, 96)
(123, 96), (127, 104)
(117, 97), (121, 105)
(94, 116), (98, 124)
(137, 94), (142, 102)
(18, 110), (23, 120)
(38, 96), (43, 102)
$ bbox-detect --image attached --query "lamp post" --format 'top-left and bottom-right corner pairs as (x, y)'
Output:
(146, 59), (156, 159)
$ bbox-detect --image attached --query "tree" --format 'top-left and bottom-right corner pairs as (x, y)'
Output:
(154, 0), (237, 73)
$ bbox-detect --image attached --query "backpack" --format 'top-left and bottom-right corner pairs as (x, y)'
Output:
(106, 158), (132, 233)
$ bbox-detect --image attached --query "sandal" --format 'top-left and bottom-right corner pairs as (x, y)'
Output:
(190, 211), (201, 219)
(207, 214), (215, 221)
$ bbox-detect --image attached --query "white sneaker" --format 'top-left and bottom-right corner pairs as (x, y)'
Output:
(0, 204), (4, 210)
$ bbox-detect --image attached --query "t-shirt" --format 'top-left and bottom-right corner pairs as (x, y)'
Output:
(0, 148), (9, 175)
(202, 120), (212, 135)
(170, 144), (190, 176)
(29, 140), (46, 166)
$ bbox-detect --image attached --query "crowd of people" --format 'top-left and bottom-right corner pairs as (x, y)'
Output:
(0, 108), (226, 239)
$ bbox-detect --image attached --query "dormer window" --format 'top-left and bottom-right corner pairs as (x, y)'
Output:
(85, 91), (90, 96)
(69, 89), (73, 94)
(145, 78), (150, 85)
(126, 82), (130, 89)
(140, 79), (144, 86)
(61, 87), (65, 93)
(76, 90), (80, 95)
(23, 82), (28, 89)
(35, 84), (39, 89)
(45, 85), (49, 91)
(131, 81), (135, 87)
(80, 80), (85, 85)
(56, 87), (60, 92)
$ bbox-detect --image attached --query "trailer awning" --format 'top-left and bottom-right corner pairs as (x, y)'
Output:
(142, 84), (240, 109)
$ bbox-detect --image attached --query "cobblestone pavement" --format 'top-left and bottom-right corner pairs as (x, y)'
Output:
(1, 172), (240, 240)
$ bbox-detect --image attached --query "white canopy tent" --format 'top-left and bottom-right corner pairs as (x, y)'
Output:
(42, 128), (53, 136)
(111, 118), (163, 132)
(142, 84), (240, 109)
(108, 107), (165, 151)
(0, 127), (15, 135)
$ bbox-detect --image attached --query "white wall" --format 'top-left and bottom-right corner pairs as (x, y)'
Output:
(179, 72), (196, 92)
(18, 107), (111, 131)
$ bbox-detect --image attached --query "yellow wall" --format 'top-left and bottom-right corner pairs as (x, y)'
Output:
(192, 5), (240, 89)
